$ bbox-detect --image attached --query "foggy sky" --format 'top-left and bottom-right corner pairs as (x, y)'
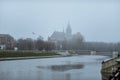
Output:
(0, 0), (120, 42)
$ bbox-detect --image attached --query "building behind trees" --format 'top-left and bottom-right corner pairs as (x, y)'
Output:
(1, 24), (120, 51)
(48, 23), (84, 50)
(0, 34), (14, 50)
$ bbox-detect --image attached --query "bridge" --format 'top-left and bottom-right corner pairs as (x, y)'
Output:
(74, 50), (113, 56)
(54, 50), (113, 57)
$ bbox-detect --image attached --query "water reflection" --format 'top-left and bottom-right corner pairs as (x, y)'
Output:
(37, 64), (84, 71)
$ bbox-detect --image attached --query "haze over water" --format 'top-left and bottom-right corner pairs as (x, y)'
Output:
(0, 55), (109, 80)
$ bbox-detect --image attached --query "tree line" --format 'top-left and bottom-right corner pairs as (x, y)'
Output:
(14, 38), (55, 51)
(79, 42), (120, 52)
(57, 39), (120, 52)
(13, 36), (120, 52)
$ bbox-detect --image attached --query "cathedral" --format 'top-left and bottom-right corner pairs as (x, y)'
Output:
(48, 23), (72, 42)
(48, 23), (84, 49)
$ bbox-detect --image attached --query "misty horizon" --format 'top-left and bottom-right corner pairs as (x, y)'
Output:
(0, 0), (120, 42)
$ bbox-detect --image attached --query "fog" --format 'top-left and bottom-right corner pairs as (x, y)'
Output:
(0, 0), (120, 42)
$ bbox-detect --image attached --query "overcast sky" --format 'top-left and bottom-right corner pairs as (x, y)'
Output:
(0, 0), (120, 42)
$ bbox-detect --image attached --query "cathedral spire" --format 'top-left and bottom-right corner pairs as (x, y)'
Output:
(66, 22), (72, 35)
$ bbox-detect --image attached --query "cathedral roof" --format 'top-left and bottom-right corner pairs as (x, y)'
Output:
(48, 23), (73, 42)
(50, 31), (65, 41)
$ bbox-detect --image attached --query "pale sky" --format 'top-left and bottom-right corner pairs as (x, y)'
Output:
(0, 0), (120, 42)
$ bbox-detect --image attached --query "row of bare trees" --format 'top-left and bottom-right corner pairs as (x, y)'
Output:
(13, 35), (120, 52)
(79, 42), (120, 52)
(14, 40), (120, 52)
(60, 41), (120, 52)
(14, 38), (55, 51)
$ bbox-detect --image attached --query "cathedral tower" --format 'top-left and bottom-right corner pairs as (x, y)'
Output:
(66, 22), (72, 36)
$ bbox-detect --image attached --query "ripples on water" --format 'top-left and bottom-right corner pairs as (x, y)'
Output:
(0, 55), (109, 80)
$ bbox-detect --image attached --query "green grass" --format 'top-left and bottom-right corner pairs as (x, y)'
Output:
(0, 50), (59, 58)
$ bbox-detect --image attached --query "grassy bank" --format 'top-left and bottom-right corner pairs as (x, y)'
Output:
(0, 50), (59, 58)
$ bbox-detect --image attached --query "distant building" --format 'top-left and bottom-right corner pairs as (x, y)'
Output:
(48, 23), (83, 49)
(0, 34), (14, 50)
(48, 23), (72, 42)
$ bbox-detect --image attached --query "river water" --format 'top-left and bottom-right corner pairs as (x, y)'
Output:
(0, 55), (109, 80)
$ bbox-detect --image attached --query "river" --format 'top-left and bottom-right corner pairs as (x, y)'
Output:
(0, 55), (109, 80)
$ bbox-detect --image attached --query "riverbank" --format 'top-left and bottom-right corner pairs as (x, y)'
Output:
(0, 55), (65, 61)
(0, 50), (63, 61)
